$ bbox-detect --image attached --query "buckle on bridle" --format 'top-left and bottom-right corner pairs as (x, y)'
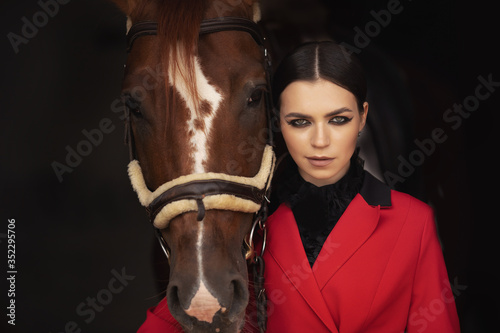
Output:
(244, 196), (269, 262)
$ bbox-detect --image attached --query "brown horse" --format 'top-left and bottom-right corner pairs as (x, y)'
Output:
(111, 0), (274, 332)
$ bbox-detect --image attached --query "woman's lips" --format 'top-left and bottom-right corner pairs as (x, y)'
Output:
(306, 156), (334, 167)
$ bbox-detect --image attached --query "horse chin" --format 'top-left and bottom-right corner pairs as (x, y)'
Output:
(178, 311), (246, 333)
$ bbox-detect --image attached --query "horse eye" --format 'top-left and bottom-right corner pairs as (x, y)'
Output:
(247, 88), (264, 107)
(122, 94), (142, 116)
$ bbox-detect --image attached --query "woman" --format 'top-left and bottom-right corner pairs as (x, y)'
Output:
(261, 41), (459, 332)
(138, 41), (460, 332)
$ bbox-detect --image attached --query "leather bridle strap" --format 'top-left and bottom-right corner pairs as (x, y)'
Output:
(199, 17), (265, 46)
(147, 179), (267, 223)
(127, 17), (266, 52)
(126, 21), (157, 52)
(127, 145), (275, 229)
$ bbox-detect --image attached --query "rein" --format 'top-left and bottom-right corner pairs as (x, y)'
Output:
(124, 16), (273, 332)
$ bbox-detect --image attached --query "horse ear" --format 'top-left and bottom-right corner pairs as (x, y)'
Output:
(109, 0), (137, 31)
(243, 0), (261, 22)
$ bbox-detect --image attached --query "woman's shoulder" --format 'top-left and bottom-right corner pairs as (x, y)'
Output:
(361, 171), (433, 218)
(361, 174), (436, 240)
(389, 188), (433, 215)
(379, 188), (436, 236)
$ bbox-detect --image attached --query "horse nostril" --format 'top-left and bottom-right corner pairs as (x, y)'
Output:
(166, 284), (195, 330)
(226, 278), (249, 321)
(166, 284), (181, 314)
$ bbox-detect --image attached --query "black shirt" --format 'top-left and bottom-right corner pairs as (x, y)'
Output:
(276, 153), (365, 267)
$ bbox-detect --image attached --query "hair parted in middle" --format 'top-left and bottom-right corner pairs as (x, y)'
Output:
(272, 41), (367, 113)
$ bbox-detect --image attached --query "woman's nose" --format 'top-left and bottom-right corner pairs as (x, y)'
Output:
(311, 124), (330, 148)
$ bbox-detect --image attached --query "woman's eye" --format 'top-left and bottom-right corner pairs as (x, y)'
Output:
(330, 116), (352, 125)
(289, 119), (310, 127)
(247, 89), (264, 107)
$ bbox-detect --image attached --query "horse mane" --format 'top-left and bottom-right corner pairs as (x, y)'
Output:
(158, 0), (207, 116)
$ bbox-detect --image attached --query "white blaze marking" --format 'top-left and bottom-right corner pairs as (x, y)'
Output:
(168, 48), (223, 173)
(197, 219), (204, 278)
(184, 220), (222, 323)
(169, 46), (224, 321)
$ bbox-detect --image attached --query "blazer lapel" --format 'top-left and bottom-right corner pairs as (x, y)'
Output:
(313, 194), (380, 289)
(266, 204), (339, 333)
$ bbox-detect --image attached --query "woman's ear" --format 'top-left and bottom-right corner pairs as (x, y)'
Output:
(359, 102), (369, 131)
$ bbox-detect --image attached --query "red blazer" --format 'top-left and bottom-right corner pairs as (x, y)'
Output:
(137, 173), (460, 332)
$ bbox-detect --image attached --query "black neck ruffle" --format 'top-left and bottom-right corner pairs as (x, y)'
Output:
(276, 152), (365, 267)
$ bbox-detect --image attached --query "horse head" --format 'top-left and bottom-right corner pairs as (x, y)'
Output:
(111, 0), (273, 331)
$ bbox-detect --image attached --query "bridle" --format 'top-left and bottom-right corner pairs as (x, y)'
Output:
(123, 16), (273, 332)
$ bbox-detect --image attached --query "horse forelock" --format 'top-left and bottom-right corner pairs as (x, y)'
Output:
(157, 0), (207, 112)
(157, 1), (227, 174)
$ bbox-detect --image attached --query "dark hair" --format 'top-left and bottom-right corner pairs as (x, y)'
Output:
(272, 41), (367, 112)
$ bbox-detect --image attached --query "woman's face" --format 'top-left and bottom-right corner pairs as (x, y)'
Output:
(280, 79), (368, 187)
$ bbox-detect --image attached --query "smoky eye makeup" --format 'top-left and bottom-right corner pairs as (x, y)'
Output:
(282, 106), (356, 127)
(285, 118), (310, 127)
(329, 116), (353, 125)
(284, 115), (353, 127)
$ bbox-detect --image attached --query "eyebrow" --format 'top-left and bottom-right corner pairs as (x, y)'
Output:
(283, 107), (354, 119)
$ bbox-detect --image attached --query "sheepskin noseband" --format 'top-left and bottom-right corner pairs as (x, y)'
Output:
(127, 145), (276, 229)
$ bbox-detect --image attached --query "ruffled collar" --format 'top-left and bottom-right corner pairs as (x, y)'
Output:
(276, 151), (365, 207)
(275, 151), (365, 267)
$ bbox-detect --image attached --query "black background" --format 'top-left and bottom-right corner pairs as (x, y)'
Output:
(1, 0), (498, 332)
